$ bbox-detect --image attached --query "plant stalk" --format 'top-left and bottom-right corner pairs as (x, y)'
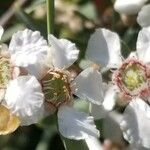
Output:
(46, 0), (54, 35)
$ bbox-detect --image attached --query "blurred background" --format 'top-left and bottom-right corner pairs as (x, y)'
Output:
(0, 0), (142, 149)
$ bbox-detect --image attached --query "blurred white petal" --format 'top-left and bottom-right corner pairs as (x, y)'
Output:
(137, 4), (150, 27)
(48, 34), (79, 69)
(120, 98), (150, 148)
(0, 26), (4, 40)
(90, 104), (107, 120)
(103, 111), (124, 142)
(114, 0), (148, 15)
(103, 85), (118, 111)
(9, 29), (48, 78)
(4, 76), (44, 126)
(58, 105), (99, 140)
(86, 28), (122, 68)
(72, 67), (104, 105)
(128, 51), (138, 59)
(85, 137), (102, 150)
(136, 27), (150, 63)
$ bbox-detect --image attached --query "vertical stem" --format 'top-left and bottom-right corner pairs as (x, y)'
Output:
(46, 0), (54, 36)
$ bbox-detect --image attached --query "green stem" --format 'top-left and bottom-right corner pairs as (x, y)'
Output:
(46, 0), (54, 36)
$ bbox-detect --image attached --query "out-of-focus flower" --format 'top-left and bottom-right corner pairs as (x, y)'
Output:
(9, 28), (103, 149)
(137, 4), (150, 27)
(86, 27), (150, 148)
(0, 27), (46, 135)
(114, 0), (150, 27)
(102, 139), (125, 150)
(55, 0), (83, 32)
(114, 0), (148, 15)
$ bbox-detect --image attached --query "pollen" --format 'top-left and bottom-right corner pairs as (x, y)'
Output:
(41, 70), (71, 108)
(0, 57), (11, 88)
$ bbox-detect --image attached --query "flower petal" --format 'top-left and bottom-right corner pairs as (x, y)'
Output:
(102, 111), (124, 142)
(86, 28), (122, 68)
(9, 29), (48, 78)
(85, 137), (102, 150)
(48, 34), (79, 69)
(58, 105), (99, 140)
(103, 85), (118, 111)
(136, 27), (150, 63)
(90, 104), (108, 120)
(4, 76), (44, 126)
(120, 98), (150, 149)
(114, 0), (148, 15)
(72, 67), (104, 105)
(137, 4), (150, 27)
(0, 26), (4, 40)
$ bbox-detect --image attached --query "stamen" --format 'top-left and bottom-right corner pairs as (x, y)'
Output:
(0, 57), (11, 88)
(41, 69), (71, 108)
(113, 59), (150, 98)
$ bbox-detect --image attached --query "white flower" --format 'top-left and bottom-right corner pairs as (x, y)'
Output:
(0, 27), (45, 135)
(87, 27), (150, 99)
(45, 35), (101, 145)
(9, 29), (102, 149)
(86, 27), (150, 148)
(114, 0), (148, 15)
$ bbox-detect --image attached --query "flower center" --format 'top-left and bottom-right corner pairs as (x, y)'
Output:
(0, 57), (11, 88)
(113, 59), (150, 97)
(0, 105), (20, 135)
(41, 70), (71, 108)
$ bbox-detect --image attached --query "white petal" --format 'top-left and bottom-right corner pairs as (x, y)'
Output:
(114, 0), (148, 15)
(120, 98), (150, 148)
(4, 76), (44, 126)
(136, 27), (150, 63)
(86, 28), (122, 68)
(90, 104), (108, 120)
(72, 67), (104, 105)
(58, 105), (99, 140)
(0, 26), (4, 40)
(9, 29), (48, 78)
(103, 111), (124, 142)
(137, 4), (150, 27)
(128, 144), (147, 150)
(48, 34), (79, 69)
(103, 85), (118, 111)
(128, 51), (138, 59)
(85, 137), (102, 150)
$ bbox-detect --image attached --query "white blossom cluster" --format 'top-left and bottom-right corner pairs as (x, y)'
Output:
(1, 2), (150, 148)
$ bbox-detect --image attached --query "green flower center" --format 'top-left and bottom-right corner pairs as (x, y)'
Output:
(0, 57), (11, 88)
(122, 64), (146, 91)
(41, 70), (71, 107)
(114, 60), (149, 97)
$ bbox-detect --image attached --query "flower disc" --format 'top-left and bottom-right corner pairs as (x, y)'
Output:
(113, 59), (150, 98)
(41, 70), (71, 108)
(0, 105), (20, 135)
